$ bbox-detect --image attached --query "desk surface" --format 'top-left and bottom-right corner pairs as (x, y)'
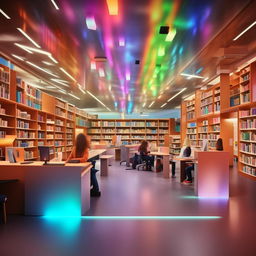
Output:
(88, 149), (106, 159)
(173, 157), (194, 161)
(0, 161), (91, 168)
(150, 151), (170, 156)
(125, 144), (140, 148)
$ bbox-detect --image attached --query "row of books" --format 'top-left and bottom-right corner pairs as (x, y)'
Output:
(55, 126), (63, 132)
(240, 119), (256, 129)
(214, 102), (220, 112)
(55, 134), (63, 139)
(241, 132), (256, 141)
(187, 128), (196, 134)
(242, 166), (256, 177)
(241, 92), (250, 103)
(55, 108), (66, 117)
(0, 131), (6, 138)
(240, 73), (250, 82)
(212, 124), (220, 132)
(186, 105), (195, 112)
(17, 131), (35, 139)
(25, 85), (42, 100)
(0, 104), (6, 114)
(17, 120), (29, 129)
(76, 117), (89, 127)
(0, 83), (10, 99)
(56, 99), (66, 109)
(208, 134), (219, 140)
(240, 154), (256, 166)
(146, 121), (158, 127)
(0, 69), (9, 83)
(38, 132), (45, 139)
(198, 127), (208, 133)
(187, 134), (197, 140)
(56, 119), (64, 126)
(201, 105), (213, 115)
(187, 112), (195, 120)
(212, 117), (220, 124)
(201, 91), (213, 99)
(240, 108), (256, 117)
(240, 142), (256, 154)
(67, 113), (73, 120)
(0, 118), (8, 127)
(131, 121), (145, 127)
(16, 141), (34, 147)
(230, 95), (240, 107)
(25, 151), (35, 160)
(17, 110), (32, 120)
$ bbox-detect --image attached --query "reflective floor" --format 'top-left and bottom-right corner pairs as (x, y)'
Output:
(1, 161), (256, 256)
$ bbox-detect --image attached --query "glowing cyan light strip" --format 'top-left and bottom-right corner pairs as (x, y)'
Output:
(167, 88), (187, 102)
(50, 0), (59, 10)
(50, 79), (69, 87)
(233, 21), (256, 41)
(60, 67), (76, 82)
(86, 90), (111, 111)
(17, 28), (41, 48)
(26, 61), (59, 77)
(165, 29), (176, 42)
(68, 93), (80, 100)
(161, 102), (167, 108)
(106, 0), (118, 15)
(86, 17), (97, 30)
(180, 73), (204, 79)
(43, 215), (222, 220)
(0, 9), (11, 19)
(12, 54), (25, 61)
(148, 101), (155, 108)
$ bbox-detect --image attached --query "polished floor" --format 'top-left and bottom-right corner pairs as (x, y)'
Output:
(0, 161), (256, 256)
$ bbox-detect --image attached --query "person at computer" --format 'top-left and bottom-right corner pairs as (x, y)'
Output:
(216, 138), (223, 151)
(66, 133), (101, 197)
(138, 140), (154, 171)
(171, 137), (192, 178)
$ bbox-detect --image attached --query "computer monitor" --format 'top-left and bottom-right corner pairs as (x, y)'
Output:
(38, 146), (50, 164)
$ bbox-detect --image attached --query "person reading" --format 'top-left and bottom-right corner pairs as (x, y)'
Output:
(66, 133), (101, 197)
(138, 140), (155, 171)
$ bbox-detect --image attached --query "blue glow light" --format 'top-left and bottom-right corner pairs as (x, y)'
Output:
(181, 196), (229, 200)
(196, 67), (203, 74)
(43, 215), (222, 220)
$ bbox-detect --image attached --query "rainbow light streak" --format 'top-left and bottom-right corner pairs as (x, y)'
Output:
(86, 17), (97, 30)
(99, 68), (105, 77)
(43, 215), (222, 220)
(106, 0), (119, 15)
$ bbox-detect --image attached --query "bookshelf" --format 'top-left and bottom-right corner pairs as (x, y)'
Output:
(186, 99), (195, 121)
(88, 119), (171, 146)
(169, 135), (181, 155)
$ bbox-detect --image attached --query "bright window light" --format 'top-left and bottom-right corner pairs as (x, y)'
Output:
(119, 37), (125, 47)
(0, 9), (11, 19)
(233, 21), (256, 41)
(17, 28), (41, 48)
(106, 0), (118, 15)
(91, 61), (96, 70)
(50, 0), (59, 10)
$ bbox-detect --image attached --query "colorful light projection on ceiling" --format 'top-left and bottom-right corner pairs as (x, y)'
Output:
(0, 0), (247, 113)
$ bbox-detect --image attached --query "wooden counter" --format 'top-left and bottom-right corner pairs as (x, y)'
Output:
(0, 161), (92, 216)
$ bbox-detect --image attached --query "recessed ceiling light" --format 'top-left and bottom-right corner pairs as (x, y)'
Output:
(148, 101), (155, 108)
(233, 21), (256, 41)
(160, 102), (167, 108)
(0, 9), (11, 19)
(50, 0), (59, 10)
(86, 17), (97, 30)
(42, 61), (54, 66)
(68, 93), (80, 100)
(60, 67), (76, 81)
(180, 73), (204, 79)
(12, 54), (25, 61)
(26, 61), (58, 77)
(17, 28), (41, 48)
(167, 88), (187, 102)
(50, 78), (69, 87)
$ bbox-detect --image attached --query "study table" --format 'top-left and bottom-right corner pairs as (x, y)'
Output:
(173, 156), (194, 182)
(150, 152), (170, 178)
(0, 161), (92, 216)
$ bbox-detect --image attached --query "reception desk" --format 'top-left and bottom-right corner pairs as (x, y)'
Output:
(0, 161), (92, 216)
(195, 151), (229, 198)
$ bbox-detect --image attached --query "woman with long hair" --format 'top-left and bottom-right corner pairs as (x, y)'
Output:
(67, 133), (101, 197)
(138, 140), (154, 171)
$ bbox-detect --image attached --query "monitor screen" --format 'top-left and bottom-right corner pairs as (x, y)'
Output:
(38, 146), (50, 162)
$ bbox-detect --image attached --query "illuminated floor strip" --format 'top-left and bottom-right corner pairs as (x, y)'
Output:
(43, 216), (222, 220)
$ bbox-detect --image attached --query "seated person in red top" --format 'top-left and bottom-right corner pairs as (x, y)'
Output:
(66, 133), (100, 197)
(138, 140), (154, 171)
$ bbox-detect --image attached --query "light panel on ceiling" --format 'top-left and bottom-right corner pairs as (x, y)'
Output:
(106, 0), (118, 15)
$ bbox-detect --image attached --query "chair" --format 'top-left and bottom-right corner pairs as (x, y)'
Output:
(0, 195), (7, 224)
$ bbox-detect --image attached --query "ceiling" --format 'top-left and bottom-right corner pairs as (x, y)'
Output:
(0, 0), (256, 115)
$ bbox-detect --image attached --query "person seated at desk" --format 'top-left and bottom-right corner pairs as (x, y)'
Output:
(216, 138), (223, 151)
(171, 137), (192, 178)
(66, 133), (101, 197)
(138, 140), (155, 171)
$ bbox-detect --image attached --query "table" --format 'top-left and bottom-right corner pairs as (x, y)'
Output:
(150, 152), (170, 178)
(99, 155), (114, 176)
(125, 144), (139, 167)
(173, 157), (194, 182)
(0, 161), (92, 216)
(88, 149), (106, 159)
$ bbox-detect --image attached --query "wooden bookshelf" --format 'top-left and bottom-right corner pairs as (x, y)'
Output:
(169, 135), (181, 155)
(88, 119), (172, 146)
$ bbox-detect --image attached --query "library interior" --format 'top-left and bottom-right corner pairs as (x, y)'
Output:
(0, 1), (256, 255)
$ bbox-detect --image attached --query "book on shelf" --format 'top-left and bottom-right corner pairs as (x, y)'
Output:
(0, 118), (8, 127)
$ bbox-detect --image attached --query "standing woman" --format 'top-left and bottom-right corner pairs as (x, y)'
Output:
(66, 133), (101, 197)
